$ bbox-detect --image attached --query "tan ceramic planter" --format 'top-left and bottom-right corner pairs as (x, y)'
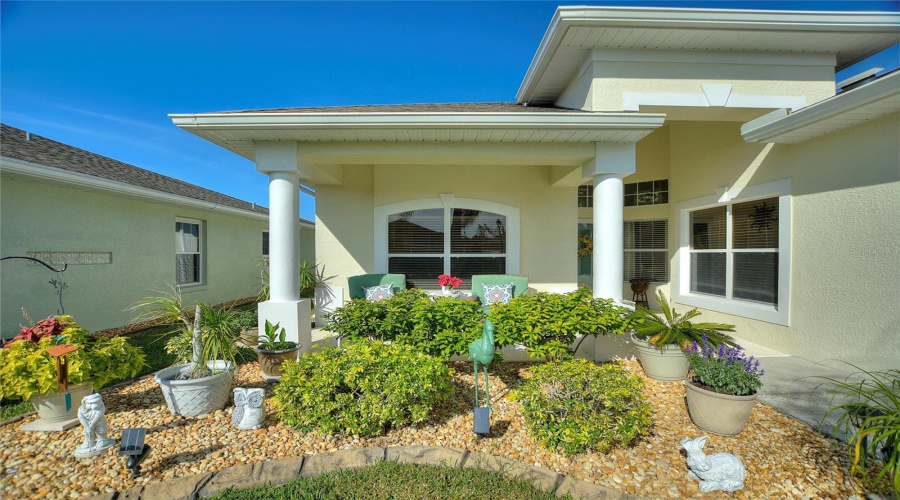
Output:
(685, 379), (757, 436)
(631, 333), (689, 381)
(29, 381), (93, 423)
(255, 344), (300, 381)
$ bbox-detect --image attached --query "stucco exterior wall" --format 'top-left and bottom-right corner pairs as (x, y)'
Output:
(666, 114), (900, 371)
(316, 164), (578, 300)
(556, 55), (835, 112)
(0, 176), (276, 336)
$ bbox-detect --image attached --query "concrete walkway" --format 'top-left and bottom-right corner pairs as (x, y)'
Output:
(736, 337), (868, 442)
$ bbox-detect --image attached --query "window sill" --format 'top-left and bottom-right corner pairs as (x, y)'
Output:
(671, 291), (788, 326)
(177, 284), (208, 293)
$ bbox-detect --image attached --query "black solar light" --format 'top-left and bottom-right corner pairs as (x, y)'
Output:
(119, 428), (151, 478)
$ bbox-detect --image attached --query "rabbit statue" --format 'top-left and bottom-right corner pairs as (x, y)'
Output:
(681, 436), (746, 492)
(232, 387), (265, 430)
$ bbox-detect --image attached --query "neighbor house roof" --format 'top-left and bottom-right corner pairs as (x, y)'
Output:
(517, 6), (900, 104)
(0, 124), (314, 226)
(741, 70), (900, 143)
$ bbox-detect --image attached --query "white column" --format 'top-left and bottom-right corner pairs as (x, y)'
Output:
(592, 173), (625, 302)
(583, 143), (636, 363)
(255, 142), (311, 353)
(268, 171), (300, 302)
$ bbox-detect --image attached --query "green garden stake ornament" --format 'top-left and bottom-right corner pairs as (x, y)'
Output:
(468, 320), (495, 436)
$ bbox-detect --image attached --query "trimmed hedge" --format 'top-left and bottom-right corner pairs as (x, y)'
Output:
(513, 360), (652, 455)
(273, 340), (453, 436)
(325, 288), (635, 360)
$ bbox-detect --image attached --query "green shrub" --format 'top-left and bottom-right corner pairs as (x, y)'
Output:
(489, 289), (638, 360)
(326, 290), (484, 359)
(513, 360), (652, 455)
(273, 340), (453, 436)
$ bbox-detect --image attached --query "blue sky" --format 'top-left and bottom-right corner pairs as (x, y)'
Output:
(2, 1), (898, 221)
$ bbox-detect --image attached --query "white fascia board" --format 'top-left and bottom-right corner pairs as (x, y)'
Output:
(741, 71), (900, 143)
(0, 156), (270, 222)
(516, 6), (900, 103)
(169, 111), (666, 131)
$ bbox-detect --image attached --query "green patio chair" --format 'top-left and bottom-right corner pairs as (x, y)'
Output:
(348, 273), (407, 300)
(471, 274), (529, 308)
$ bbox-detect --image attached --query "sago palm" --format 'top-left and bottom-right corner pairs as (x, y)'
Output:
(633, 291), (736, 348)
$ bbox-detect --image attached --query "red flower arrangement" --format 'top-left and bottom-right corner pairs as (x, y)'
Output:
(437, 274), (463, 289)
(2, 316), (69, 348)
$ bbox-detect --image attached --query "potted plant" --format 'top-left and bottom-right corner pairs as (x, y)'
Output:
(631, 291), (735, 381)
(437, 274), (462, 296)
(254, 320), (301, 381)
(684, 337), (764, 435)
(0, 315), (145, 425)
(235, 309), (259, 348)
(132, 290), (239, 417)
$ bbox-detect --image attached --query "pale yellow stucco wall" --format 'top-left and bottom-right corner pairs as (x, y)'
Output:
(665, 114), (900, 372)
(557, 58), (835, 112)
(316, 164), (578, 301)
(0, 176), (276, 336)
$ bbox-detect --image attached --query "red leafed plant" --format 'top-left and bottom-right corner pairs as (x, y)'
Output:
(437, 274), (463, 289)
(3, 316), (69, 347)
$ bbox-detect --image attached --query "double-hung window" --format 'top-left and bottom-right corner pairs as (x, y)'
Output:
(675, 179), (790, 325)
(387, 208), (507, 289)
(625, 220), (668, 282)
(175, 219), (202, 286)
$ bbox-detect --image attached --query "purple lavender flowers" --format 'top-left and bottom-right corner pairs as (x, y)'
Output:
(686, 335), (764, 395)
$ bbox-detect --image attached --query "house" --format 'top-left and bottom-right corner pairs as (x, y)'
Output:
(170, 7), (900, 371)
(0, 124), (315, 337)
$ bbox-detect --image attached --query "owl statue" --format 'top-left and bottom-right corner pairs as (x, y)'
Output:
(232, 387), (265, 430)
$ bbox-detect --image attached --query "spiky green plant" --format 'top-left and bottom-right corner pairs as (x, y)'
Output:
(129, 288), (240, 376)
(822, 366), (899, 496)
(632, 291), (735, 349)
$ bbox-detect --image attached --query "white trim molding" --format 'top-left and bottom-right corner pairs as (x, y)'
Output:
(623, 85), (808, 112)
(374, 197), (520, 275)
(672, 178), (792, 326)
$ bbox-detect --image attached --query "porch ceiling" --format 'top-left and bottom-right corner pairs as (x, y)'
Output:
(169, 111), (666, 164)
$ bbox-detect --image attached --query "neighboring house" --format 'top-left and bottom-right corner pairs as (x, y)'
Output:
(0, 124), (315, 337)
(170, 7), (899, 372)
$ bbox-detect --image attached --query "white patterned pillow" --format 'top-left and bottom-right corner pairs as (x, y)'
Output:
(482, 283), (514, 305)
(363, 283), (394, 302)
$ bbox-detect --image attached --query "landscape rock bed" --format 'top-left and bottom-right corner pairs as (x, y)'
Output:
(0, 360), (870, 499)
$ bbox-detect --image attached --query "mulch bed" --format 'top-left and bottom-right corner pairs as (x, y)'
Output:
(0, 360), (874, 499)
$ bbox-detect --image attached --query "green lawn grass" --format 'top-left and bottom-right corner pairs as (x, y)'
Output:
(211, 461), (570, 500)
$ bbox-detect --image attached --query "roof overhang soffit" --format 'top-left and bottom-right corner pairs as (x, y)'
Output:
(169, 112), (667, 164)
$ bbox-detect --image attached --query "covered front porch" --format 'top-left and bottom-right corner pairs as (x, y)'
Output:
(170, 106), (665, 358)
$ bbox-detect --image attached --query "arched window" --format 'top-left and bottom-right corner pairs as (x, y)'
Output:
(375, 199), (519, 289)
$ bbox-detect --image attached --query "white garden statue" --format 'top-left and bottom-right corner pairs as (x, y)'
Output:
(74, 393), (116, 458)
(681, 436), (746, 492)
(232, 387), (265, 430)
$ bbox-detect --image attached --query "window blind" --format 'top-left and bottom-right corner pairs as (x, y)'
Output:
(388, 209), (444, 254)
(624, 220), (668, 282)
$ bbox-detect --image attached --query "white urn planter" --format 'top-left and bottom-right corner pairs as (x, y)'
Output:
(631, 333), (689, 381)
(155, 361), (235, 417)
(685, 379), (757, 436)
(23, 380), (94, 431)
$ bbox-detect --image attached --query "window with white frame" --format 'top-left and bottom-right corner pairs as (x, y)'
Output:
(689, 198), (779, 305)
(387, 208), (507, 289)
(625, 220), (668, 282)
(175, 219), (202, 285)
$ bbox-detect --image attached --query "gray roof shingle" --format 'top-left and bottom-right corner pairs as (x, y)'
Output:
(0, 123), (313, 225)
(208, 102), (589, 114)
